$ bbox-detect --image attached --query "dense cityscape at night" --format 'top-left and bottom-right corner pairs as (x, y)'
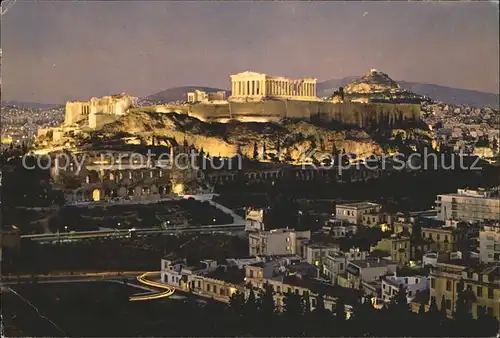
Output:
(1, 1), (499, 337)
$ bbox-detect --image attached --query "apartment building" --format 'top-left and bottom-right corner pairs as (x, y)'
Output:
(382, 274), (429, 304)
(304, 243), (340, 267)
(244, 207), (271, 231)
(479, 224), (500, 263)
(161, 258), (219, 286)
(323, 248), (368, 285)
(244, 258), (358, 314)
(160, 258), (245, 303)
(371, 235), (411, 265)
(436, 188), (500, 222)
(342, 258), (398, 289)
(335, 202), (382, 225)
(248, 228), (311, 256)
(429, 262), (499, 320)
(323, 219), (358, 238)
(421, 226), (466, 253)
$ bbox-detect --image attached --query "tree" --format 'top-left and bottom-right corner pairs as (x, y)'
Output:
(339, 87), (345, 101)
(439, 295), (448, 321)
(253, 142), (258, 160)
(492, 137), (498, 152)
(262, 143), (267, 160)
(319, 138), (325, 151)
(229, 290), (245, 315)
(350, 295), (375, 336)
(428, 296), (439, 317)
(453, 280), (474, 336)
(223, 292), (245, 335)
(303, 292), (311, 316)
(331, 142), (339, 164)
(258, 283), (277, 335)
(418, 296), (427, 315)
(276, 138), (281, 153)
(244, 286), (258, 318)
(258, 283), (275, 316)
(335, 296), (346, 322)
(283, 291), (304, 335)
(310, 138), (317, 150)
(390, 284), (409, 313)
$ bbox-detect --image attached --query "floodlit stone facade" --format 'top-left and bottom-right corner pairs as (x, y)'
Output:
(64, 94), (135, 129)
(187, 90), (226, 103)
(229, 71), (317, 102)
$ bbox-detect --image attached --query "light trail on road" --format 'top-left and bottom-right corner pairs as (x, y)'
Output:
(128, 272), (175, 302)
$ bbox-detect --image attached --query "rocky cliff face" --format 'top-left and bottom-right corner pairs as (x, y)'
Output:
(71, 111), (385, 162)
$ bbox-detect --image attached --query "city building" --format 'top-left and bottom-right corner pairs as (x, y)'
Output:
(429, 262), (499, 320)
(229, 71), (317, 102)
(341, 258), (398, 289)
(436, 188), (500, 222)
(421, 226), (467, 254)
(323, 219), (358, 238)
(371, 235), (411, 266)
(479, 224), (500, 263)
(323, 248), (368, 285)
(382, 274), (429, 304)
(160, 258), (245, 303)
(245, 207), (271, 232)
(335, 202), (382, 225)
(304, 243), (340, 267)
(244, 258), (358, 314)
(248, 228), (311, 256)
(187, 90), (226, 103)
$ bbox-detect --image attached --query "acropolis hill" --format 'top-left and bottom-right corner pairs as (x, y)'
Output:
(36, 69), (427, 160)
(58, 70), (421, 131)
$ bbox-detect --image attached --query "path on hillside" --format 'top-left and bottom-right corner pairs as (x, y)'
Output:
(182, 193), (244, 225)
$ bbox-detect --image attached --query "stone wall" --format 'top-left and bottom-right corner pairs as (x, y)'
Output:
(65, 101), (90, 126)
(184, 101), (420, 129)
(89, 112), (120, 129)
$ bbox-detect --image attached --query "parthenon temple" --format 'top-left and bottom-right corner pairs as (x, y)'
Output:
(229, 71), (317, 101)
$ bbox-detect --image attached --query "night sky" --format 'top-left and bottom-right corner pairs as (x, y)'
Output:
(2, 1), (498, 104)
